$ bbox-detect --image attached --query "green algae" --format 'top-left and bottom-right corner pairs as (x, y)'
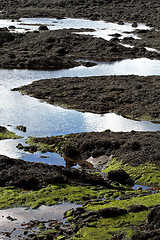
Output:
(26, 137), (55, 153)
(74, 211), (148, 240)
(0, 184), (115, 209)
(103, 158), (160, 186)
(85, 192), (160, 211)
(26, 136), (72, 154)
(71, 192), (160, 240)
(0, 128), (21, 140)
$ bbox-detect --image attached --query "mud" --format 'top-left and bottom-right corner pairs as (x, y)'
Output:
(13, 75), (160, 122)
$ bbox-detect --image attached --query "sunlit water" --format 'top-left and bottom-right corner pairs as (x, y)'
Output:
(0, 17), (150, 41)
(0, 17), (159, 164)
(0, 203), (80, 240)
(0, 58), (160, 164)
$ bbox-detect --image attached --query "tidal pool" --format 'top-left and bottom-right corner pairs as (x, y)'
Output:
(0, 17), (150, 41)
(0, 17), (159, 164)
(0, 203), (80, 240)
(0, 58), (160, 164)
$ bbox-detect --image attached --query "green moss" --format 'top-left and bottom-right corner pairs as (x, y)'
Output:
(86, 192), (160, 211)
(0, 184), (115, 209)
(0, 129), (21, 140)
(26, 137), (55, 153)
(75, 189), (160, 239)
(26, 136), (72, 154)
(74, 211), (148, 240)
(103, 158), (160, 186)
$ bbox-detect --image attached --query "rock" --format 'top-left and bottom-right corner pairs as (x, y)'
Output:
(0, 155), (113, 190)
(8, 25), (16, 29)
(132, 22), (138, 28)
(0, 30), (14, 46)
(16, 143), (37, 152)
(16, 125), (26, 132)
(131, 230), (160, 240)
(128, 205), (148, 213)
(38, 25), (49, 31)
(98, 207), (127, 218)
(147, 206), (160, 228)
(6, 216), (17, 221)
(0, 126), (7, 132)
(108, 169), (134, 186)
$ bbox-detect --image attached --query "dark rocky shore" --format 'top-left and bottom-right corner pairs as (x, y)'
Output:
(0, 0), (160, 239)
(23, 131), (160, 167)
(0, 28), (160, 71)
(0, 0), (160, 30)
(0, 154), (114, 190)
(13, 75), (160, 122)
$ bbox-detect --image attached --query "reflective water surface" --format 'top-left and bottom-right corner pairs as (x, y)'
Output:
(0, 17), (150, 41)
(0, 203), (80, 240)
(0, 58), (160, 163)
(0, 17), (159, 164)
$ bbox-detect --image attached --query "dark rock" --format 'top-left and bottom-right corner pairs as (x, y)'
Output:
(98, 207), (127, 218)
(132, 22), (138, 28)
(0, 155), (113, 190)
(0, 31), (14, 46)
(0, 126), (7, 132)
(16, 125), (26, 132)
(108, 169), (134, 186)
(38, 25), (49, 31)
(131, 230), (160, 240)
(128, 205), (148, 213)
(147, 206), (160, 228)
(6, 216), (17, 221)
(8, 25), (16, 29)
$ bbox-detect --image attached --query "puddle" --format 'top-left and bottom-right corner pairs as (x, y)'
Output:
(132, 184), (152, 190)
(0, 203), (80, 239)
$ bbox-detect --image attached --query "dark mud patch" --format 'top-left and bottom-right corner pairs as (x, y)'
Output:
(13, 75), (160, 122)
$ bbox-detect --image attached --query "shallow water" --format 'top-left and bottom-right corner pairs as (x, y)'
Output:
(0, 17), (150, 41)
(0, 203), (80, 239)
(0, 58), (160, 164)
(0, 17), (159, 164)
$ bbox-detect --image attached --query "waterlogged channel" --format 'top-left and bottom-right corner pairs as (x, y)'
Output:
(0, 18), (160, 165)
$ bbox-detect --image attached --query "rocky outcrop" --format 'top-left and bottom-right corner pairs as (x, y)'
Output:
(0, 155), (113, 190)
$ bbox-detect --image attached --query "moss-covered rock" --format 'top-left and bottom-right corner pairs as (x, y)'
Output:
(0, 126), (21, 140)
(103, 158), (160, 187)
